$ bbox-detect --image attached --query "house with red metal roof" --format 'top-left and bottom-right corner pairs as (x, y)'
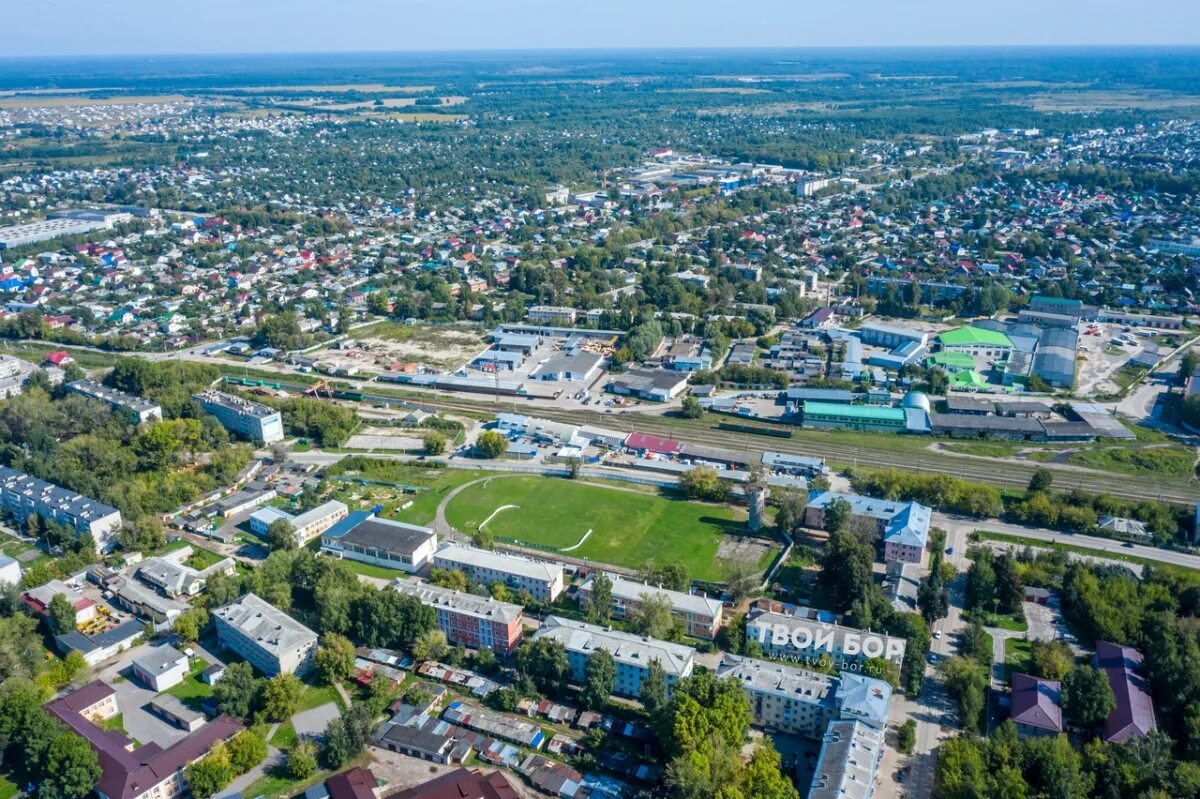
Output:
(1096, 640), (1157, 743)
(46, 681), (243, 799)
(1010, 673), (1063, 738)
(623, 432), (684, 457)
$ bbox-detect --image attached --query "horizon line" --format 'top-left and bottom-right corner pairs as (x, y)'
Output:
(3, 42), (1200, 62)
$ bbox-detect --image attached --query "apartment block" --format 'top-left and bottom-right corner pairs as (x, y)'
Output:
(390, 579), (524, 655)
(433, 544), (564, 603)
(193, 389), (284, 444)
(745, 608), (907, 669)
(212, 592), (318, 676)
(67, 379), (162, 424)
(578, 573), (723, 640)
(533, 616), (695, 699)
(0, 465), (123, 550)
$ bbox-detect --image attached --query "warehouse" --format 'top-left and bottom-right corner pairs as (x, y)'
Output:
(937, 326), (1013, 358)
(801, 402), (907, 433)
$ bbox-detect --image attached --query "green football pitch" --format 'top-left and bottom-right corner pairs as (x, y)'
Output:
(443, 475), (774, 581)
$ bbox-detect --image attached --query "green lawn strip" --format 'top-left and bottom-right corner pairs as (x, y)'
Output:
(444, 475), (764, 581)
(164, 661), (215, 709)
(100, 713), (127, 735)
(0, 771), (18, 799)
(298, 682), (344, 712)
(973, 530), (1161, 571)
(1065, 444), (1196, 477)
(244, 753), (368, 799)
(269, 722), (296, 748)
(981, 613), (1028, 633)
(1004, 637), (1034, 682)
(942, 441), (1025, 458)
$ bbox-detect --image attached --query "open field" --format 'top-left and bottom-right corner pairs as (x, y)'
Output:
(334, 321), (484, 370)
(0, 94), (190, 109)
(367, 112), (469, 122)
(227, 84), (436, 93)
(317, 96), (467, 111)
(1026, 90), (1200, 112)
(444, 475), (774, 581)
(325, 459), (487, 526)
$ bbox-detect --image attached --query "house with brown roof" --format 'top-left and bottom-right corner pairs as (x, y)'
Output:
(1010, 673), (1063, 738)
(1096, 640), (1157, 742)
(45, 681), (242, 799)
(385, 768), (519, 799)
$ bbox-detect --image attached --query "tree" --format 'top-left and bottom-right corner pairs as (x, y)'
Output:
(516, 638), (571, 698)
(1064, 665), (1116, 730)
(587, 573), (612, 623)
(315, 633), (356, 685)
(1028, 468), (1054, 494)
(173, 608), (208, 644)
(47, 593), (77, 635)
(489, 581), (512, 602)
(213, 662), (259, 719)
(721, 556), (760, 603)
(1023, 733), (1092, 799)
(896, 719), (916, 754)
(582, 648), (615, 710)
(959, 618), (990, 662)
(630, 593), (680, 639)
(261, 673), (303, 722)
(412, 629), (449, 663)
(942, 656), (989, 733)
(773, 489), (807, 535)
(423, 433), (446, 456)
(818, 529), (875, 612)
(918, 555), (949, 624)
(678, 466), (731, 502)
(475, 430), (508, 459)
(40, 732), (101, 799)
(184, 742), (233, 799)
(287, 739), (318, 780)
(430, 567), (470, 592)
(742, 740), (801, 799)
(1030, 640), (1076, 681)
(0, 615), (44, 681)
(266, 519), (298, 551)
(822, 497), (853, 533)
(680, 396), (703, 419)
(936, 735), (987, 798)
(641, 658), (668, 717)
(227, 728), (267, 774)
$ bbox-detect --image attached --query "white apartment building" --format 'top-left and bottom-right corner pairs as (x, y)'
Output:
(433, 544), (564, 603)
(212, 592), (318, 676)
(67, 379), (162, 424)
(0, 465), (123, 550)
(193, 389), (284, 444)
(578, 573), (723, 640)
(533, 616), (695, 699)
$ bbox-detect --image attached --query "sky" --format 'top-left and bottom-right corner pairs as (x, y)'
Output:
(3, 0), (1200, 57)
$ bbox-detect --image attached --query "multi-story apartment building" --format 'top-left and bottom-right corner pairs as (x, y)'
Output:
(67, 379), (162, 423)
(46, 681), (243, 799)
(807, 720), (885, 799)
(250, 499), (349, 545)
(745, 608), (907, 670)
(321, 512), (439, 573)
(0, 465), (123, 550)
(716, 655), (892, 739)
(525, 305), (578, 325)
(212, 592), (318, 676)
(578, 573), (723, 640)
(390, 579), (524, 654)
(533, 616), (695, 699)
(805, 490), (930, 564)
(193, 389), (284, 444)
(433, 544), (564, 603)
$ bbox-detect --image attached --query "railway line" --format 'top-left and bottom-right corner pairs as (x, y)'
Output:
(212, 370), (1200, 505)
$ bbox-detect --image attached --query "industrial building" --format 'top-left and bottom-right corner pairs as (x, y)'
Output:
(605, 367), (689, 402)
(193, 390), (284, 444)
(0, 465), (123, 550)
(212, 592), (318, 676)
(801, 402), (908, 433)
(936, 326), (1013, 358)
(0, 215), (114, 249)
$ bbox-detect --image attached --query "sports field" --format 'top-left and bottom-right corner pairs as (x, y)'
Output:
(443, 475), (775, 581)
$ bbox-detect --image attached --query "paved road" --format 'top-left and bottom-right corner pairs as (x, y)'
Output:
(935, 512), (1200, 570)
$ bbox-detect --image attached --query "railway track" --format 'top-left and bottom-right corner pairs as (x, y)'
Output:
(220, 372), (1200, 505)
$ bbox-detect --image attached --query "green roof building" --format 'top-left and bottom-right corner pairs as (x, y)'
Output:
(937, 326), (1013, 357)
(927, 351), (977, 372)
(801, 401), (908, 432)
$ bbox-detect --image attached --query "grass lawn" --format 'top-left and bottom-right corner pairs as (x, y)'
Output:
(0, 772), (18, 799)
(444, 475), (772, 581)
(982, 613), (1028, 633)
(298, 682), (345, 712)
(1004, 637), (1033, 681)
(326, 460), (485, 526)
(942, 441), (1025, 458)
(269, 722), (296, 748)
(100, 713), (127, 735)
(164, 661), (215, 710)
(1066, 444), (1196, 477)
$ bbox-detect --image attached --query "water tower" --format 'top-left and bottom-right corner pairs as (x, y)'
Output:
(747, 483), (768, 532)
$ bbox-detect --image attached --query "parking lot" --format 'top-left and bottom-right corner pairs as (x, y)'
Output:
(94, 641), (225, 747)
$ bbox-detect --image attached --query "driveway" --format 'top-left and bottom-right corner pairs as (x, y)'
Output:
(95, 644), (199, 747)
